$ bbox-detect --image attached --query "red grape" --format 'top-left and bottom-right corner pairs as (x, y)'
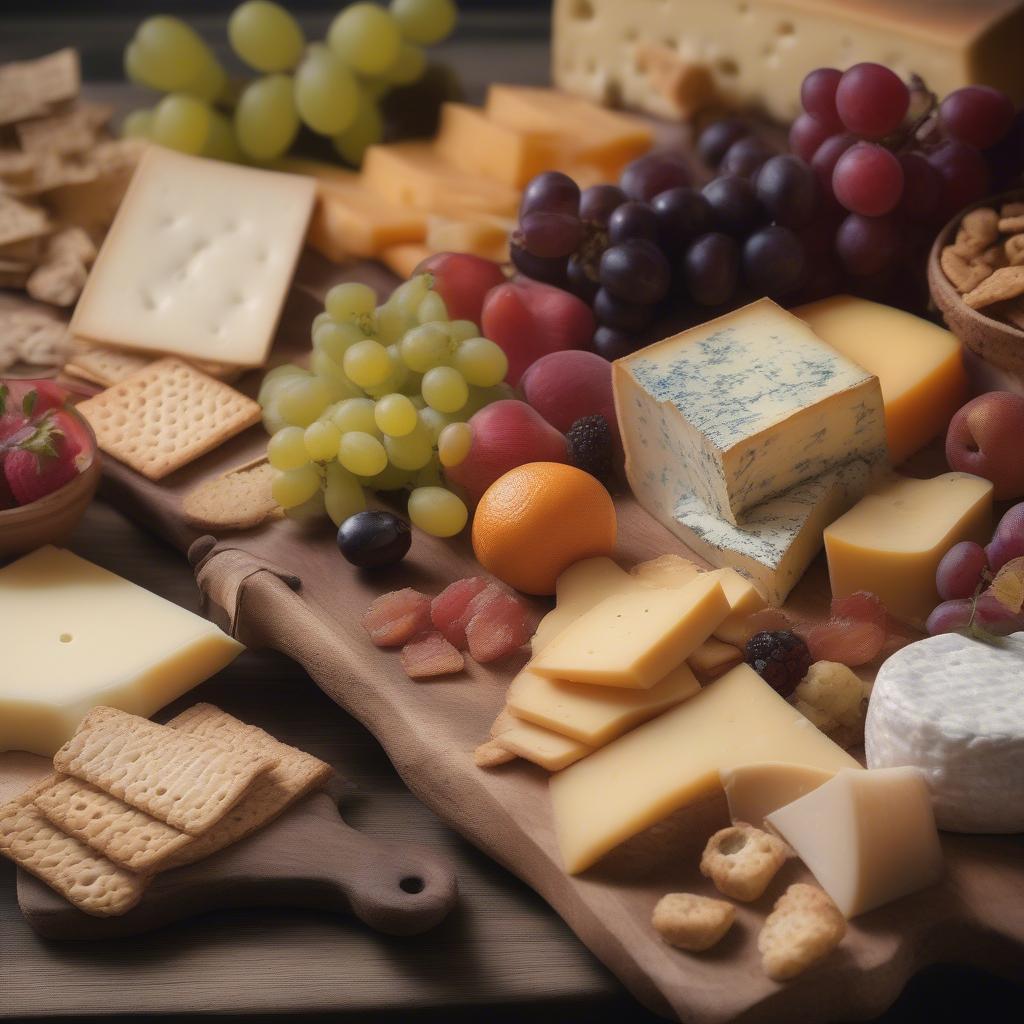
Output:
(995, 502), (1024, 541)
(896, 151), (942, 222)
(682, 232), (739, 306)
(986, 531), (1024, 573)
(835, 212), (900, 276)
(651, 187), (714, 251)
(832, 142), (904, 217)
(608, 201), (660, 244)
(800, 67), (843, 128)
(517, 210), (583, 259)
(719, 135), (775, 178)
(940, 86), (1015, 150)
(702, 175), (762, 236)
(619, 152), (690, 201)
(598, 239), (670, 304)
(835, 63), (910, 139)
(593, 287), (655, 332)
(789, 113), (834, 162)
(579, 183), (625, 226)
(810, 132), (856, 191)
(926, 598), (973, 636)
(936, 540), (989, 600)
(520, 171), (580, 218)
(928, 139), (990, 221)
(755, 154), (817, 228)
(742, 225), (805, 298)
(697, 118), (751, 168)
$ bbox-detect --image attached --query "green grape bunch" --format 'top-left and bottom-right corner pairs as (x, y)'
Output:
(122, 0), (457, 167)
(258, 273), (511, 540)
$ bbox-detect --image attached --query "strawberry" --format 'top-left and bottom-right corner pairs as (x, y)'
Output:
(2, 408), (90, 506)
(0, 380), (67, 443)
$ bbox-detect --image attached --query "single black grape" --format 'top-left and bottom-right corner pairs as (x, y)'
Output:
(754, 154), (817, 228)
(579, 183), (626, 226)
(592, 324), (637, 361)
(598, 239), (671, 305)
(510, 241), (568, 286)
(520, 170), (580, 218)
(742, 225), (805, 298)
(651, 187), (714, 253)
(567, 253), (599, 303)
(594, 286), (656, 332)
(701, 175), (763, 237)
(719, 135), (775, 178)
(517, 209), (584, 258)
(619, 151), (691, 201)
(337, 510), (411, 569)
(682, 232), (740, 306)
(697, 118), (752, 169)
(608, 200), (660, 243)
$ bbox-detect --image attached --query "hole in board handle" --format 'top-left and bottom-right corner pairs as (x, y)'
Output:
(400, 876), (425, 894)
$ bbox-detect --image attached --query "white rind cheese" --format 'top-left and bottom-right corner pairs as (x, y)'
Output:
(614, 298), (887, 527)
(865, 631), (1024, 834)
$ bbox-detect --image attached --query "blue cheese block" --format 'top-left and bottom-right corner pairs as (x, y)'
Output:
(613, 298), (888, 525)
(663, 460), (874, 606)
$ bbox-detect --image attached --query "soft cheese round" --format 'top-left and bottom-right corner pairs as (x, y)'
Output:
(865, 631), (1024, 833)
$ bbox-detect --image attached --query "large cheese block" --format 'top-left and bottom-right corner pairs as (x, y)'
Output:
(721, 761), (837, 826)
(795, 296), (968, 465)
(553, 0), (1024, 123)
(824, 472), (993, 628)
(549, 664), (860, 873)
(865, 632), (1024, 833)
(0, 546), (243, 757)
(614, 298), (888, 526)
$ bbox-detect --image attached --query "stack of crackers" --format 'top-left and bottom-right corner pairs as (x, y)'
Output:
(0, 704), (333, 917)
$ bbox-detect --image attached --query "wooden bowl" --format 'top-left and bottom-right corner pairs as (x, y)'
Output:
(0, 447), (101, 560)
(928, 188), (1024, 378)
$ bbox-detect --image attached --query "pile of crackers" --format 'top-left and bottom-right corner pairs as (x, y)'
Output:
(0, 704), (333, 917)
(1, 48), (147, 373)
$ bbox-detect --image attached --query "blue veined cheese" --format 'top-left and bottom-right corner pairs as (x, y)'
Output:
(664, 460), (874, 606)
(613, 298), (889, 525)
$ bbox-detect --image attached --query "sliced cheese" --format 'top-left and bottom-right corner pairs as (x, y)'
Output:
(380, 243), (431, 279)
(766, 767), (944, 918)
(688, 637), (742, 682)
(425, 212), (513, 263)
(720, 761), (837, 827)
(549, 664), (860, 874)
(492, 713), (592, 771)
(628, 553), (702, 588)
(795, 296), (968, 465)
(531, 574), (729, 688)
(824, 472), (993, 628)
(707, 567), (766, 646)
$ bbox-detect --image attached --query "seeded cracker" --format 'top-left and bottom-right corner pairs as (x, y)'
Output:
(76, 358), (262, 481)
(182, 457), (283, 531)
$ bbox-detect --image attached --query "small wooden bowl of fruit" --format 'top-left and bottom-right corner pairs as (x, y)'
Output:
(0, 379), (101, 559)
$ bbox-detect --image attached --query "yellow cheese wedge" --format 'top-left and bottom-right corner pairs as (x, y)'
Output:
(688, 637), (742, 682)
(549, 664), (860, 874)
(492, 713), (592, 771)
(766, 767), (944, 918)
(628, 553), (703, 587)
(824, 472), (993, 628)
(707, 567), (767, 646)
(380, 243), (431, 279)
(720, 761), (837, 826)
(531, 574), (730, 688)
(795, 296), (968, 465)
(425, 212), (513, 263)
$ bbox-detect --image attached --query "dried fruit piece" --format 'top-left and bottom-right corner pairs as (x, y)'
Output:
(744, 630), (811, 698)
(400, 631), (465, 679)
(362, 588), (431, 647)
(799, 618), (885, 667)
(430, 576), (489, 648)
(830, 590), (887, 628)
(465, 589), (531, 663)
(741, 607), (792, 642)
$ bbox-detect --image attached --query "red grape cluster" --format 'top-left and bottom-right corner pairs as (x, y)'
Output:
(790, 63), (1024, 287)
(511, 146), (817, 361)
(929, 502), (1024, 636)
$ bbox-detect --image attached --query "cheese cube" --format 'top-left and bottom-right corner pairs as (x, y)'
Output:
(530, 574), (730, 688)
(549, 664), (860, 874)
(824, 472), (993, 628)
(795, 296), (968, 465)
(425, 212), (513, 263)
(766, 767), (944, 918)
(0, 546), (243, 757)
(720, 761), (836, 827)
(380, 243), (431, 280)
(614, 298), (888, 526)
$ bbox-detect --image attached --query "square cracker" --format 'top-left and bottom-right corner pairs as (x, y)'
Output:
(52, 706), (279, 835)
(64, 342), (153, 387)
(0, 194), (50, 247)
(182, 457), (283, 531)
(75, 358), (262, 481)
(35, 704), (332, 874)
(70, 146), (315, 367)
(0, 49), (79, 126)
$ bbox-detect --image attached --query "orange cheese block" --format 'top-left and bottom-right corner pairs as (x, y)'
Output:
(426, 212), (513, 263)
(362, 142), (520, 218)
(380, 243), (431, 279)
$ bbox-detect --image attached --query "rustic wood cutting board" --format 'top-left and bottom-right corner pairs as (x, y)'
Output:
(5, 251), (1022, 1022)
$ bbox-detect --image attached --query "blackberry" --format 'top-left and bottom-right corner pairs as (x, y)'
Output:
(744, 630), (811, 698)
(566, 414), (614, 486)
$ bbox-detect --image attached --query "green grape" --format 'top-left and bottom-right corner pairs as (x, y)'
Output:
(268, 425), (309, 470)
(384, 344), (409, 392)
(343, 338), (392, 389)
(272, 464), (322, 508)
(447, 319), (478, 344)
(150, 93), (211, 154)
(228, 0), (305, 72)
(421, 366), (468, 413)
(129, 16), (212, 91)
(402, 372), (424, 398)
(375, 301), (413, 345)
(438, 421), (473, 467)
(325, 281), (377, 322)
(310, 350), (363, 399)
(120, 108), (153, 139)
(261, 400), (289, 436)
(201, 111), (242, 162)
(182, 57), (227, 103)
(360, 76), (392, 101)
(294, 44), (358, 136)
(324, 462), (367, 526)
(235, 74), (299, 161)
(338, 430), (388, 476)
(389, 274), (431, 316)
(463, 381), (516, 416)
(413, 460), (443, 489)
(408, 486), (468, 538)
(278, 375), (333, 427)
(329, 397), (379, 435)
(311, 311), (333, 337)
(258, 363), (307, 407)
(333, 90), (383, 166)
(374, 392), (418, 437)
(384, 424), (433, 470)
(304, 418), (342, 461)
(380, 42), (426, 86)
(360, 463), (414, 491)
(313, 320), (364, 361)
(453, 336), (508, 387)
(417, 290), (448, 324)
(123, 42), (149, 89)
(284, 489), (327, 521)
(399, 321), (450, 372)
(327, 3), (401, 76)
(390, 0), (457, 46)
(417, 406), (451, 443)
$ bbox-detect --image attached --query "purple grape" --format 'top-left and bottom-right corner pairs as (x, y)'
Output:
(517, 210), (583, 259)
(926, 599), (973, 636)
(682, 232), (739, 306)
(973, 593), (1024, 635)
(986, 109), (1024, 191)
(719, 135), (775, 178)
(594, 286), (656, 332)
(835, 213), (899, 276)
(994, 501), (1024, 542)
(789, 113), (834, 163)
(801, 68), (843, 128)
(619, 152), (690, 201)
(651, 187), (714, 253)
(755, 154), (818, 228)
(579, 183), (625, 226)
(608, 201), (660, 244)
(520, 171), (580, 218)
(509, 241), (567, 286)
(936, 540), (989, 600)
(702, 175), (763, 237)
(741, 225), (805, 298)
(697, 118), (751, 169)
(598, 239), (671, 305)
(986, 531), (1024, 573)
(592, 325), (637, 361)
(567, 253), (599, 303)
